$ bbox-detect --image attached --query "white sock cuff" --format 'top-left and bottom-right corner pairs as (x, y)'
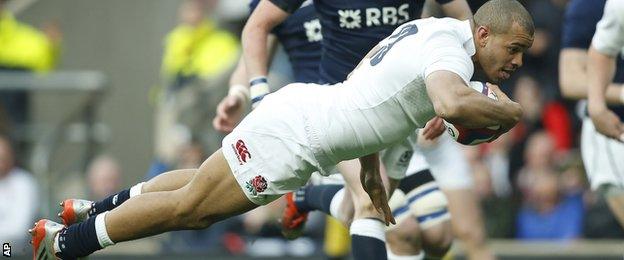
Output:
(329, 188), (345, 219)
(387, 248), (424, 260)
(349, 218), (386, 242)
(95, 212), (115, 247)
(129, 182), (145, 198)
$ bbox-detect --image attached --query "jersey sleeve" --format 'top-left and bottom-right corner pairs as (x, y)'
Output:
(249, 0), (260, 13)
(561, 0), (599, 49)
(268, 0), (306, 13)
(422, 32), (473, 85)
(591, 0), (624, 56)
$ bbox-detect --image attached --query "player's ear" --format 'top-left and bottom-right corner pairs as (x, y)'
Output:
(475, 26), (490, 48)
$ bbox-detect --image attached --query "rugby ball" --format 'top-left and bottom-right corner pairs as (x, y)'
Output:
(444, 81), (502, 145)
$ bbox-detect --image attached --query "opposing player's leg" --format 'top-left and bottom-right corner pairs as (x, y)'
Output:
(31, 150), (259, 258)
(606, 190), (624, 228)
(581, 118), (624, 229)
(59, 169), (196, 225)
(385, 217), (423, 259)
(443, 188), (490, 259)
(283, 184), (345, 233)
(418, 133), (494, 260)
(386, 169), (452, 259)
(337, 158), (395, 260)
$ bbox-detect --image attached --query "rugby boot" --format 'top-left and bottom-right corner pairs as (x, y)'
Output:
(29, 219), (63, 260)
(58, 199), (93, 226)
(280, 192), (309, 240)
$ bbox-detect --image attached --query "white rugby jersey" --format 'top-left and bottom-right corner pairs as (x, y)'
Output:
(297, 17), (476, 165)
(592, 0), (624, 56)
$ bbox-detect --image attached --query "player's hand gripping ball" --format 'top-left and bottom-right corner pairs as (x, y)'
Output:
(444, 81), (502, 145)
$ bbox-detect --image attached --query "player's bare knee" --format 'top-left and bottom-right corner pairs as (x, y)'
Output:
(452, 222), (485, 245)
(387, 228), (419, 248)
(421, 223), (453, 256)
(422, 236), (452, 257)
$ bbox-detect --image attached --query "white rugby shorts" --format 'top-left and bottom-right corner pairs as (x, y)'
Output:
(222, 84), (329, 205)
(581, 118), (624, 190)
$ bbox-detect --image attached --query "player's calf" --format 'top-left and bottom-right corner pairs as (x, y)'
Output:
(58, 182), (146, 226)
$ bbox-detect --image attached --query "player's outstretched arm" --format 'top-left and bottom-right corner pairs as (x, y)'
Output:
(558, 48), (624, 103)
(241, 0), (289, 102)
(213, 56), (249, 133)
(587, 46), (624, 141)
(213, 36), (279, 133)
(425, 70), (522, 132)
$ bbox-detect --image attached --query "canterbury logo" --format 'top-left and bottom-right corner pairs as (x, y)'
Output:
(233, 139), (251, 164)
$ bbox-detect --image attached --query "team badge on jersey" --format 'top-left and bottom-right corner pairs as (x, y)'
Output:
(232, 139), (252, 165)
(246, 175), (268, 196)
(304, 19), (322, 42)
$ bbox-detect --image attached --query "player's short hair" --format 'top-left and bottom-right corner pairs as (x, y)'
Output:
(474, 0), (534, 36)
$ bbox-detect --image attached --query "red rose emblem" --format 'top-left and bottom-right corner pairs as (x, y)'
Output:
(251, 175), (267, 193)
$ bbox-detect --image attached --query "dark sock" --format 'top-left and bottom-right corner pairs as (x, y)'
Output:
(89, 189), (130, 217)
(294, 184), (342, 214)
(350, 218), (387, 260)
(351, 235), (386, 260)
(56, 217), (102, 258)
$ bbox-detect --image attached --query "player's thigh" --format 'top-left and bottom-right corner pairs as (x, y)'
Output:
(143, 169), (196, 193)
(181, 149), (258, 222)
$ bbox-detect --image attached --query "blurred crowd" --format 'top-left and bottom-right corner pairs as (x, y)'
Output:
(1, 0), (623, 258)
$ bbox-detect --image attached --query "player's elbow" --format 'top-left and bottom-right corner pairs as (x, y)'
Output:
(431, 98), (461, 121)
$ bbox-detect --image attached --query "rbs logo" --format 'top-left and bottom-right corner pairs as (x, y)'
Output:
(338, 4), (410, 29)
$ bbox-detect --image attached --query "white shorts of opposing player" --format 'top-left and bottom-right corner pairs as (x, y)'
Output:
(581, 117), (624, 189)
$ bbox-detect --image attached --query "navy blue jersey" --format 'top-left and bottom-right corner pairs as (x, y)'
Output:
(562, 0), (624, 118)
(270, 0), (453, 84)
(250, 0), (322, 83)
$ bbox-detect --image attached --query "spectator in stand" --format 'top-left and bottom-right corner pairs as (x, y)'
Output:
(0, 135), (38, 253)
(515, 132), (584, 240)
(86, 155), (122, 200)
(149, 0), (239, 177)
